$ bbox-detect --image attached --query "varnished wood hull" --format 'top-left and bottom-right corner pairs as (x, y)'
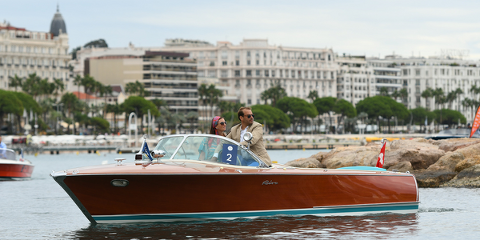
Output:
(52, 162), (419, 223)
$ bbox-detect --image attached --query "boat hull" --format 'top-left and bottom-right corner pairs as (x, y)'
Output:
(0, 161), (34, 179)
(54, 171), (419, 223)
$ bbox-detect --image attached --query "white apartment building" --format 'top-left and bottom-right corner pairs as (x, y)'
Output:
(163, 39), (338, 106)
(370, 55), (480, 123)
(0, 7), (70, 91)
(336, 55), (375, 105)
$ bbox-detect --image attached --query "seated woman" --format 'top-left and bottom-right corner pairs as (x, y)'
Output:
(198, 116), (227, 161)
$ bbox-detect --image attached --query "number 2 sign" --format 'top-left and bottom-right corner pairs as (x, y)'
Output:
(221, 144), (238, 165)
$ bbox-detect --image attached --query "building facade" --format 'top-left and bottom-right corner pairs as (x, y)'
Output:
(0, 8), (70, 91)
(77, 49), (199, 118)
(336, 55), (375, 105)
(163, 38), (338, 106)
(368, 55), (480, 123)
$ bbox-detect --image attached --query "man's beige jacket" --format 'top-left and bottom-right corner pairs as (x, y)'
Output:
(226, 121), (272, 166)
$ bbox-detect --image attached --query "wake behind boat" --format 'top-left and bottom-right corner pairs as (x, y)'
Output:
(0, 149), (34, 179)
(51, 134), (419, 224)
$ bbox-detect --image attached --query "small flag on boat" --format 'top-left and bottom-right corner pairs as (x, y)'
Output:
(142, 141), (154, 161)
(376, 139), (386, 168)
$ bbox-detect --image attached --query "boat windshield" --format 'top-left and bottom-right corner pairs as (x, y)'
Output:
(170, 136), (262, 167)
(154, 136), (185, 159)
(0, 149), (16, 160)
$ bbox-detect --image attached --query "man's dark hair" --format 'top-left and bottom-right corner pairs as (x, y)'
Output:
(237, 107), (251, 120)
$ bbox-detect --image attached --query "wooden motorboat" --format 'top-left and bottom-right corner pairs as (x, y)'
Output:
(0, 149), (34, 179)
(51, 134), (419, 224)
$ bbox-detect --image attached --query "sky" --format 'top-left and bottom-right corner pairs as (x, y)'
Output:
(2, 0), (480, 60)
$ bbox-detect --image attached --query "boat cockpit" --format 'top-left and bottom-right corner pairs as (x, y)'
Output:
(0, 149), (17, 160)
(148, 134), (269, 168)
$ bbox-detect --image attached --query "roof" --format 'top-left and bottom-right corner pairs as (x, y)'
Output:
(145, 51), (189, 58)
(50, 6), (67, 36)
(72, 91), (99, 100)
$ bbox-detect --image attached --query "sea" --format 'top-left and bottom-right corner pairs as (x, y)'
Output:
(1, 149), (480, 239)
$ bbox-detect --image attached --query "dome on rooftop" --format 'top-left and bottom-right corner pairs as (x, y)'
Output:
(49, 5), (67, 37)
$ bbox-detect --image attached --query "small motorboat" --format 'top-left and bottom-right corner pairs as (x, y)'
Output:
(51, 134), (419, 224)
(0, 148), (34, 179)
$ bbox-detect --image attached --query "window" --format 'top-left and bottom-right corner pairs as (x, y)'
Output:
(222, 61), (227, 66)
(208, 70), (216, 77)
(221, 70), (228, 78)
(247, 51), (251, 57)
(247, 60), (251, 65)
(256, 70), (261, 76)
(256, 60), (259, 65)
(235, 70), (241, 77)
(248, 99), (252, 104)
(265, 70), (269, 77)
(221, 51), (227, 59)
(246, 70), (252, 77)
(235, 60), (239, 66)
(209, 61), (215, 66)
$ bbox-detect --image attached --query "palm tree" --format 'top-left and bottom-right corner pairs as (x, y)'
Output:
(61, 93), (79, 134)
(73, 75), (82, 93)
(53, 78), (65, 100)
(260, 83), (287, 107)
(206, 84), (223, 119)
(399, 88), (408, 105)
(379, 87), (389, 96)
(22, 73), (42, 100)
(470, 85), (480, 101)
(421, 88), (433, 110)
(8, 74), (23, 92)
(307, 90), (319, 102)
(391, 90), (401, 101)
(454, 88), (463, 111)
(198, 84), (209, 128)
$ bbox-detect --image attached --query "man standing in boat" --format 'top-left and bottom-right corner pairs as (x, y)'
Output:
(223, 107), (272, 166)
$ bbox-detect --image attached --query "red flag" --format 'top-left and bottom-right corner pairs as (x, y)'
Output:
(470, 104), (480, 138)
(376, 141), (386, 168)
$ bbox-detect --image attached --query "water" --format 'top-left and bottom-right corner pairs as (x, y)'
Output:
(1, 150), (480, 239)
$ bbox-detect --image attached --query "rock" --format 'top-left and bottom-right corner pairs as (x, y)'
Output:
(414, 170), (457, 188)
(437, 138), (480, 152)
(322, 146), (378, 169)
(309, 151), (327, 162)
(285, 157), (324, 168)
(453, 143), (480, 159)
(385, 139), (445, 170)
(387, 161), (413, 173)
(426, 152), (464, 172)
(455, 156), (480, 172)
(442, 165), (480, 188)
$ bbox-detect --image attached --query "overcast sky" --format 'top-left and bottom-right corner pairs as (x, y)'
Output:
(2, 0), (480, 60)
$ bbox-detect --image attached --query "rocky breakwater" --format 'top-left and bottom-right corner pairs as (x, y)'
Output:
(285, 138), (480, 188)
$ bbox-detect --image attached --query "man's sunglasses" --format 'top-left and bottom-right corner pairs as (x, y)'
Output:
(219, 122), (227, 125)
(246, 114), (255, 118)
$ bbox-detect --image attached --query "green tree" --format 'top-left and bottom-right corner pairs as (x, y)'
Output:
(421, 88), (434, 110)
(313, 97), (336, 133)
(260, 83), (287, 107)
(0, 90), (23, 132)
(277, 97), (318, 133)
(251, 104), (290, 132)
(8, 74), (23, 92)
(356, 96), (408, 133)
(123, 96), (160, 134)
(333, 99), (357, 134)
(125, 80), (145, 97)
(61, 93), (80, 134)
(379, 87), (389, 96)
(307, 90), (319, 102)
(206, 84), (223, 120)
(91, 117), (110, 133)
(433, 109), (466, 127)
(399, 88), (408, 104)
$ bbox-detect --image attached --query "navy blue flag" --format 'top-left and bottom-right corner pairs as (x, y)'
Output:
(221, 144), (238, 165)
(143, 142), (154, 161)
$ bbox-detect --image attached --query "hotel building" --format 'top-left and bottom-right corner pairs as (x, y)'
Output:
(0, 7), (70, 92)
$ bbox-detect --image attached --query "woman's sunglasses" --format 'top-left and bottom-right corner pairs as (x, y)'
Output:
(219, 122), (227, 125)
